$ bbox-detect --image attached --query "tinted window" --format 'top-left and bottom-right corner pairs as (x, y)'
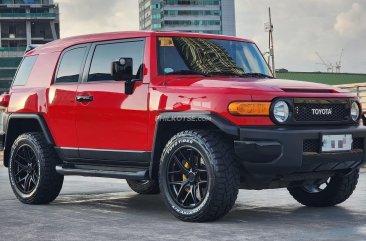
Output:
(88, 41), (144, 82)
(12, 55), (37, 86)
(56, 47), (87, 83)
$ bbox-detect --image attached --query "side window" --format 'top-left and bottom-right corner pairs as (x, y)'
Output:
(55, 47), (87, 84)
(88, 41), (144, 82)
(12, 55), (38, 86)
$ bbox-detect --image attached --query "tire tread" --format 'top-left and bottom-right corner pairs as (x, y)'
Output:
(9, 132), (63, 204)
(159, 130), (240, 222)
(288, 169), (359, 207)
(126, 179), (160, 194)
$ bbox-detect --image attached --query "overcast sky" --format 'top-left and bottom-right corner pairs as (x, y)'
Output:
(57, 0), (366, 73)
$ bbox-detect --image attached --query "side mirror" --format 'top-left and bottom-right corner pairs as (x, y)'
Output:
(111, 58), (137, 95)
(111, 58), (133, 81)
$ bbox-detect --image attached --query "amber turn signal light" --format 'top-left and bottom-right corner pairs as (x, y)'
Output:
(228, 102), (271, 116)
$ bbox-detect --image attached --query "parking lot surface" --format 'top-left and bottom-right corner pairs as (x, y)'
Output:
(1, 164), (366, 241)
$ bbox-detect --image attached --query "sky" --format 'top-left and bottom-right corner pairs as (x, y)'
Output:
(57, 0), (366, 73)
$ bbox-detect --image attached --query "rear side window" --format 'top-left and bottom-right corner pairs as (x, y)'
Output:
(12, 55), (38, 86)
(55, 47), (87, 83)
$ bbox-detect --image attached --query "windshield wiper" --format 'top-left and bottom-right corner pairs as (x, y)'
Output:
(164, 70), (208, 76)
(205, 71), (245, 78)
(242, 73), (274, 79)
(164, 70), (272, 78)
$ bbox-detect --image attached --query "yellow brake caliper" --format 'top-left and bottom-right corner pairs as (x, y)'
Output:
(182, 162), (191, 192)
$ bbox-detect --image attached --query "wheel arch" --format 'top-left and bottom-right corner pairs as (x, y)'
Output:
(149, 112), (239, 179)
(3, 114), (55, 167)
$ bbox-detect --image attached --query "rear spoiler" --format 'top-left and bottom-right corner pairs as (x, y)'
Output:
(25, 45), (43, 53)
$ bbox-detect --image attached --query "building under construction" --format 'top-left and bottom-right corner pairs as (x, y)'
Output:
(0, 0), (60, 93)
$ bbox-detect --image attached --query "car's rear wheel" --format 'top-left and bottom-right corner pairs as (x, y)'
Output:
(126, 179), (160, 194)
(8, 132), (64, 204)
(288, 169), (359, 207)
(159, 130), (240, 222)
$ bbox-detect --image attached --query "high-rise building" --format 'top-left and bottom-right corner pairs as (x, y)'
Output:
(139, 0), (236, 36)
(0, 0), (60, 93)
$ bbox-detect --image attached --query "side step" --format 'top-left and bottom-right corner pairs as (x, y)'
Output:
(56, 165), (148, 180)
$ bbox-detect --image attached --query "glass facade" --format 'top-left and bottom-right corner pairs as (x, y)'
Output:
(0, 0), (51, 4)
(163, 20), (221, 27)
(138, 0), (235, 36)
(163, 0), (220, 5)
(164, 10), (221, 16)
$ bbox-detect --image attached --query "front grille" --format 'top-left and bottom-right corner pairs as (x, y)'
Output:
(294, 101), (349, 122)
(303, 138), (364, 152)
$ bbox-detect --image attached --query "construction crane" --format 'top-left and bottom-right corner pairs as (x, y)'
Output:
(315, 52), (334, 73)
(335, 48), (344, 73)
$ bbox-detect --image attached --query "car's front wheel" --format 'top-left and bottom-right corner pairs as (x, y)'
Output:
(159, 130), (240, 222)
(288, 169), (359, 207)
(8, 132), (64, 204)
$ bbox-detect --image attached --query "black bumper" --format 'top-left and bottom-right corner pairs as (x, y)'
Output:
(235, 125), (366, 176)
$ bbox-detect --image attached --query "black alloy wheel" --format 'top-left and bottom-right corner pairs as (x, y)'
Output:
(11, 144), (40, 194)
(302, 178), (331, 194)
(166, 146), (209, 209)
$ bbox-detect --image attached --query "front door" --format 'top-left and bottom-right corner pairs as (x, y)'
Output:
(75, 39), (149, 162)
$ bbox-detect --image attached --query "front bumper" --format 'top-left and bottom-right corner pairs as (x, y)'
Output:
(235, 125), (366, 177)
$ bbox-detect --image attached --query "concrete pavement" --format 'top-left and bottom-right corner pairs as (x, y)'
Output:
(1, 164), (366, 241)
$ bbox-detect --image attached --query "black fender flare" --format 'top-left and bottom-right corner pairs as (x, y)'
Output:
(3, 113), (55, 166)
(149, 112), (239, 178)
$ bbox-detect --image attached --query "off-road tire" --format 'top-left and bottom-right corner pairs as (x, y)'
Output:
(8, 132), (64, 204)
(126, 179), (160, 194)
(159, 130), (240, 222)
(288, 169), (359, 207)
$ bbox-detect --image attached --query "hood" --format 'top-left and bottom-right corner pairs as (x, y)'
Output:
(190, 77), (345, 93)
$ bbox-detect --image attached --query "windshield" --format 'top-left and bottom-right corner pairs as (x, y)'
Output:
(157, 36), (273, 78)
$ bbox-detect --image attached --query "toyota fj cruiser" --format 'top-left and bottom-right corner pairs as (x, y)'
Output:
(0, 31), (365, 222)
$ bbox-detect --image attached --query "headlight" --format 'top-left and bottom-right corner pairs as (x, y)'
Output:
(351, 101), (360, 121)
(273, 100), (290, 123)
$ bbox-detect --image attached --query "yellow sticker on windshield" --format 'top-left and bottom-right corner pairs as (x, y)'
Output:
(159, 37), (174, 47)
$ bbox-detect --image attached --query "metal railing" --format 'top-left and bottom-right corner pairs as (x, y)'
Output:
(0, 47), (26, 52)
(0, 13), (56, 18)
(0, 47), (25, 57)
(0, 0), (52, 5)
(336, 83), (366, 111)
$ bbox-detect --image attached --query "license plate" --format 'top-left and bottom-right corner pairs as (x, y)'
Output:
(322, 134), (353, 152)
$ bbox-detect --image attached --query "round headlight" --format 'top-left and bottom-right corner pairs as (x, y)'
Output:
(273, 101), (290, 123)
(351, 102), (360, 121)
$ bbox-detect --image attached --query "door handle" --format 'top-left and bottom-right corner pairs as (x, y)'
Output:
(76, 95), (93, 102)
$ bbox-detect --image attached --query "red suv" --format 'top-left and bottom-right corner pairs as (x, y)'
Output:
(0, 31), (365, 222)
